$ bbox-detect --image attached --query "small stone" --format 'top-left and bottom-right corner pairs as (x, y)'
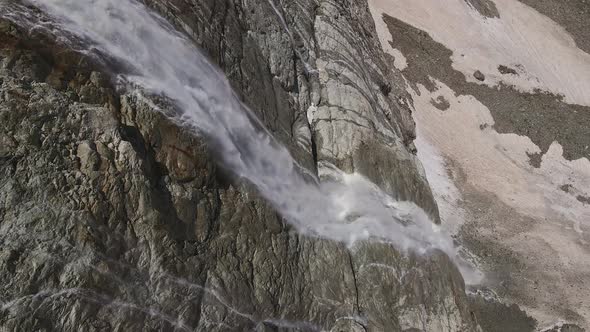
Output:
(474, 70), (485, 81)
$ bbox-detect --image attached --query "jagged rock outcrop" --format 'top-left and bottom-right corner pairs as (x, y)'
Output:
(0, 1), (479, 331)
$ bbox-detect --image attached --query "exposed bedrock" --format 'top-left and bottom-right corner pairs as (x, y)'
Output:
(0, 1), (479, 331)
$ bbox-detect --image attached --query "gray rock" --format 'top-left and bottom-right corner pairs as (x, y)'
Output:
(0, 1), (479, 331)
(464, 0), (500, 18)
(497, 65), (518, 75)
(330, 318), (367, 332)
(474, 70), (486, 81)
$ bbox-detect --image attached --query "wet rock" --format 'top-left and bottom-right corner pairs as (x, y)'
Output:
(0, 1), (478, 331)
(312, 1), (440, 220)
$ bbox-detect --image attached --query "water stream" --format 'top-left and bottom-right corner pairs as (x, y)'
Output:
(0, 0), (477, 280)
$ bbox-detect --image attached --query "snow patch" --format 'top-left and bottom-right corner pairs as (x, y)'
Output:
(414, 136), (465, 235)
(368, 3), (408, 71)
(369, 0), (590, 106)
(410, 79), (590, 232)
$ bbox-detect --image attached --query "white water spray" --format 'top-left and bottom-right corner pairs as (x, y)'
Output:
(0, 0), (478, 280)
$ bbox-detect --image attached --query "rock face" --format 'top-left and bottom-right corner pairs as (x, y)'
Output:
(0, 1), (479, 331)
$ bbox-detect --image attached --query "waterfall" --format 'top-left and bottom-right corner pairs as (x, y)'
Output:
(1, 0), (477, 280)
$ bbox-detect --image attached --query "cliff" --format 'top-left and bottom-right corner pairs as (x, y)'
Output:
(0, 1), (479, 331)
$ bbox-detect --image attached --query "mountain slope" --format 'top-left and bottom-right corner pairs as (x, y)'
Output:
(0, 1), (480, 331)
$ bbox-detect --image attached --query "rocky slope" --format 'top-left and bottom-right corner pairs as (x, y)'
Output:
(369, 0), (590, 330)
(0, 0), (480, 331)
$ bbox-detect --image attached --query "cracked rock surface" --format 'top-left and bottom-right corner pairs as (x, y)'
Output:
(0, 1), (479, 331)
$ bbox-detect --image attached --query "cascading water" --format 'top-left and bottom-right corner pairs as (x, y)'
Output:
(0, 0), (478, 281)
